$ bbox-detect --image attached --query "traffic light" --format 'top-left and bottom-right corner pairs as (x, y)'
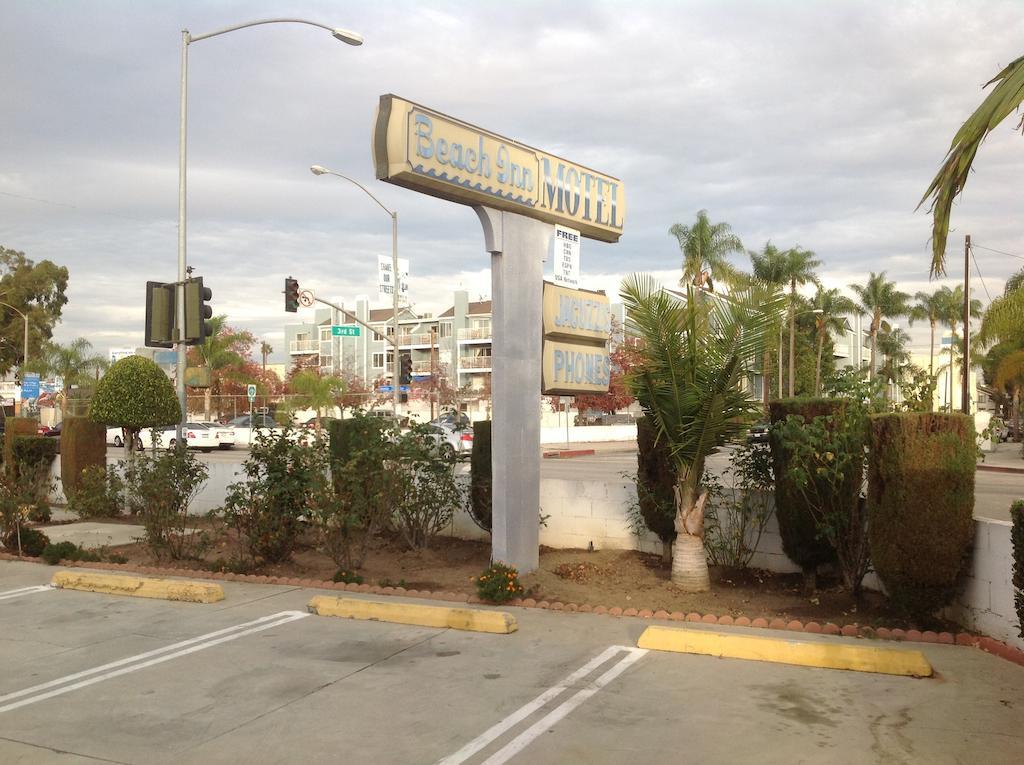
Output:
(285, 277), (299, 313)
(183, 277), (213, 345)
(145, 281), (175, 348)
(399, 352), (413, 385)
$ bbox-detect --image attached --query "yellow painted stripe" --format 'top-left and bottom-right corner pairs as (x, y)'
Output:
(51, 571), (224, 604)
(638, 626), (933, 677)
(308, 596), (517, 634)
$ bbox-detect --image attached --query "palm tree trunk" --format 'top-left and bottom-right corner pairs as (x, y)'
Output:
(788, 286), (796, 396)
(928, 320), (936, 411)
(763, 349), (771, 405)
(670, 475), (710, 592)
(815, 328), (825, 395)
(869, 331), (877, 380)
(204, 389), (212, 422)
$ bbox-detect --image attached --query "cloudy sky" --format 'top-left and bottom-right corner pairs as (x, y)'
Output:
(3, 0), (1024, 362)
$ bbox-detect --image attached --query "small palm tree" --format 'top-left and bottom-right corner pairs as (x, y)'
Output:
(749, 242), (789, 401)
(195, 316), (249, 420)
(621, 275), (784, 591)
(908, 288), (949, 385)
(35, 338), (107, 416)
(849, 272), (910, 382)
(810, 287), (857, 394)
(669, 210), (744, 292)
(291, 370), (345, 428)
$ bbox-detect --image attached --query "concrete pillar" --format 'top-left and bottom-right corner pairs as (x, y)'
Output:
(474, 206), (550, 573)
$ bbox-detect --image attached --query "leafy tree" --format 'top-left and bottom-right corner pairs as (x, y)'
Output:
(89, 356), (180, 457)
(849, 271), (910, 382)
(0, 246), (69, 376)
(621, 275), (783, 591)
(32, 338), (107, 416)
(919, 54), (1024, 275)
(811, 287), (857, 395)
(572, 343), (642, 414)
(669, 210), (744, 292)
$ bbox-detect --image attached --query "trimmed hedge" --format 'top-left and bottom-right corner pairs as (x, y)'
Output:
(4, 417), (37, 468)
(61, 417), (107, 496)
(12, 435), (59, 474)
(1011, 500), (1023, 639)
(636, 417), (677, 555)
(868, 412), (975, 618)
(327, 417), (383, 484)
(469, 420), (492, 532)
(768, 399), (839, 582)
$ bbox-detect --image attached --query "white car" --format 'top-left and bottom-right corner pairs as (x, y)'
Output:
(106, 427), (142, 450)
(138, 423), (217, 452)
(198, 421), (236, 450)
(224, 414), (282, 447)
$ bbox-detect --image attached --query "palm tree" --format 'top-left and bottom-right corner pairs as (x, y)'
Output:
(849, 272), (910, 382)
(939, 285), (983, 410)
(920, 54), (1024, 275)
(908, 288), (948, 387)
(778, 247), (821, 396)
(291, 370), (345, 428)
(621, 275), (783, 591)
(979, 269), (1024, 348)
(35, 338), (107, 416)
(749, 243), (788, 402)
(669, 210), (744, 292)
(810, 287), (857, 394)
(994, 349), (1024, 438)
(877, 324), (913, 398)
(195, 316), (248, 420)
(260, 341), (273, 372)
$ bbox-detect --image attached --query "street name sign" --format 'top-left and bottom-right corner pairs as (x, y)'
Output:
(332, 325), (361, 337)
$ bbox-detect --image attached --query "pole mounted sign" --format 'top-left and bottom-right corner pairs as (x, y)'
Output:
(541, 283), (611, 395)
(552, 225), (581, 290)
(373, 95), (626, 243)
(332, 325), (361, 337)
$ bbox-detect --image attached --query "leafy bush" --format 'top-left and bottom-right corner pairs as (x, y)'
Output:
(41, 541), (101, 565)
(703, 440), (775, 569)
(327, 415), (382, 475)
(631, 417), (677, 561)
(391, 425), (464, 549)
(868, 412), (975, 618)
(475, 561), (524, 603)
(332, 569), (364, 585)
(468, 420), (492, 532)
(768, 399), (839, 590)
(4, 417), (37, 467)
(123, 449), (210, 561)
(67, 464), (125, 519)
(60, 416), (107, 496)
(0, 443), (55, 541)
(3, 527), (49, 557)
(10, 435), (59, 522)
(89, 356), (180, 455)
(1009, 500), (1023, 638)
(772, 402), (869, 596)
(223, 427), (319, 564)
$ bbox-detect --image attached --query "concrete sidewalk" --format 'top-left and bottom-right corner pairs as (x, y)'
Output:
(981, 443), (1024, 473)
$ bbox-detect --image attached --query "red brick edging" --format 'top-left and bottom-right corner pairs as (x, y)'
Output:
(3, 550), (1022, 668)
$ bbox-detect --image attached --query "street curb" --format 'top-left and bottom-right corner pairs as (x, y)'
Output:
(308, 595), (517, 634)
(638, 625), (933, 677)
(3, 552), (1022, 668)
(542, 449), (596, 459)
(977, 464), (1024, 475)
(50, 570), (224, 603)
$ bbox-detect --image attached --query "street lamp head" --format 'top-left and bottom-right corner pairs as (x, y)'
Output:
(331, 27), (363, 45)
(310, 165), (331, 176)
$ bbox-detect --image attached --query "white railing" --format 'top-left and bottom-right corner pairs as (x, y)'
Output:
(457, 328), (492, 341)
(398, 332), (436, 346)
(412, 360), (433, 373)
(289, 340), (318, 353)
(460, 356), (492, 369)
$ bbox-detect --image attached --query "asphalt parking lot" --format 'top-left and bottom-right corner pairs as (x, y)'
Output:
(2, 559), (1023, 764)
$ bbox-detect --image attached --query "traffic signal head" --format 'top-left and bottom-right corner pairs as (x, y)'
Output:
(399, 352), (413, 385)
(184, 277), (213, 345)
(285, 277), (299, 313)
(145, 281), (175, 348)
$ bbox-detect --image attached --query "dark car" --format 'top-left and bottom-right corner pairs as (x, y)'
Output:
(747, 423), (770, 445)
(42, 422), (62, 438)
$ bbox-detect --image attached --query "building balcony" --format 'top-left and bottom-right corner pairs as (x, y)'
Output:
(290, 340), (318, 354)
(397, 332), (437, 348)
(457, 328), (492, 343)
(460, 356), (492, 370)
(412, 360), (434, 373)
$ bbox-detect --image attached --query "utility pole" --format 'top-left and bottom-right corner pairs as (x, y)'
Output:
(962, 234), (971, 416)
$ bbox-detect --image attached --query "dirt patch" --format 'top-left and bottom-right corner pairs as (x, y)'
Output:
(64, 517), (954, 631)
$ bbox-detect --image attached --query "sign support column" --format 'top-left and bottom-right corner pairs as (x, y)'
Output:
(475, 206), (549, 574)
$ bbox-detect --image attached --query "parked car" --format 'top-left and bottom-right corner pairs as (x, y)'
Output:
(225, 414), (282, 447)
(38, 422), (62, 437)
(139, 422), (217, 452)
(106, 426), (143, 450)
(197, 421), (236, 450)
(424, 422), (473, 461)
(747, 423), (770, 445)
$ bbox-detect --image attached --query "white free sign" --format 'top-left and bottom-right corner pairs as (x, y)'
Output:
(552, 225), (581, 290)
(377, 255), (410, 303)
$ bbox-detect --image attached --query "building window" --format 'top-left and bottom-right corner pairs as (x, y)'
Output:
(472, 318), (491, 332)
(319, 327), (332, 341)
(372, 352), (384, 369)
(439, 322), (452, 338)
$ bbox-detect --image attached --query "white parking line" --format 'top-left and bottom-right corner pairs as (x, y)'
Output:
(0, 610), (309, 714)
(0, 585), (52, 601)
(438, 646), (647, 765)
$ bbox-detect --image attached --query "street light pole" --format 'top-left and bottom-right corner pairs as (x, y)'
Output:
(175, 19), (362, 440)
(310, 165), (400, 417)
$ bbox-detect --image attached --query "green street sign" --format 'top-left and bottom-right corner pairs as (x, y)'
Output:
(332, 325), (360, 337)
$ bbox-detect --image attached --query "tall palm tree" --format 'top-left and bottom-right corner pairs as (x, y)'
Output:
(669, 210), (744, 292)
(877, 324), (913, 398)
(939, 285), (983, 410)
(810, 287), (857, 394)
(260, 341), (273, 372)
(621, 275), (784, 591)
(979, 269), (1024, 348)
(849, 272), (910, 382)
(778, 247), (821, 396)
(35, 338), (107, 416)
(908, 288), (948, 387)
(920, 54), (1024, 276)
(749, 243), (788, 402)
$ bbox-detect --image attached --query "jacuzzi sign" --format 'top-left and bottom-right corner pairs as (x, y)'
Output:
(542, 283), (611, 395)
(373, 95), (625, 243)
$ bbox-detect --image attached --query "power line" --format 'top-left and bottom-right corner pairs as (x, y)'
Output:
(970, 242), (1024, 261)
(968, 244), (993, 302)
(0, 189), (148, 223)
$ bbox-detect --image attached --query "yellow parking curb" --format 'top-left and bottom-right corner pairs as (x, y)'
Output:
(51, 571), (224, 604)
(638, 625), (933, 677)
(308, 596), (517, 634)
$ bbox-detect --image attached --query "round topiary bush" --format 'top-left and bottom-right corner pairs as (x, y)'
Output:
(89, 356), (180, 455)
(868, 412), (975, 618)
(768, 398), (841, 590)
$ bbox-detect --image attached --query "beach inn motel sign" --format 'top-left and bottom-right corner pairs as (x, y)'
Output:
(373, 94), (625, 571)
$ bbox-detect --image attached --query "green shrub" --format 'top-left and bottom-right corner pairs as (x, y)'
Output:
(9, 435), (57, 522)
(123, 450), (210, 561)
(4, 417), (38, 467)
(67, 464), (125, 519)
(60, 417), (107, 496)
(327, 415), (383, 472)
(768, 399), (839, 590)
(4, 527), (49, 557)
(475, 561), (524, 603)
(332, 569), (364, 585)
(41, 541), (101, 565)
(1011, 500), (1023, 639)
(391, 426), (465, 549)
(633, 416), (677, 561)
(868, 412), (976, 618)
(703, 440), (775, 569)
(224, 428), (319, 564)
(89, 356), (180, 455)
(469, 420), (492, 532)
